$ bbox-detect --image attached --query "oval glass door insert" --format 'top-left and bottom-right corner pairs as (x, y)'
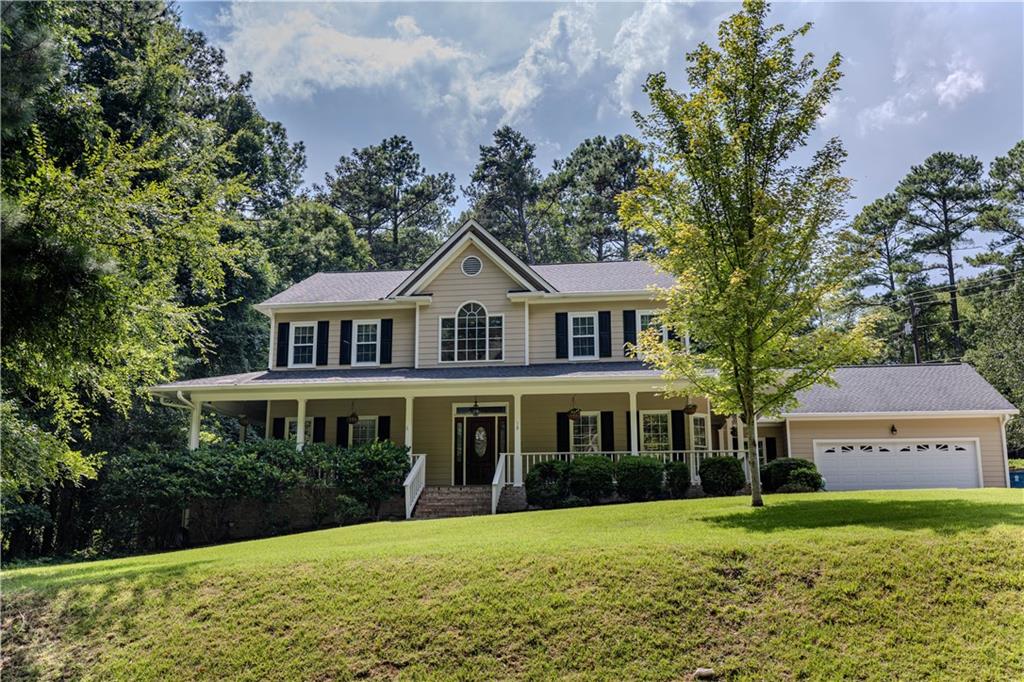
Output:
(474, 426), (487, 457)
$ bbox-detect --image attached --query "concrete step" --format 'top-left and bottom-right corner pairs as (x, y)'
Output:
(412, 486), (493, 519)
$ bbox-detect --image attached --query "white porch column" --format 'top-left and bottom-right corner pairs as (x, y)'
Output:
(513, 393), (523, 486)
(295, 398), (307, 451)
(405, 395), (414, 451)
(188, 399), (202, 451)
(629, 390), (639, 456)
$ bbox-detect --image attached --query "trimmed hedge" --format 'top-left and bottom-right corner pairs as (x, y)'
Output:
(616, 456), (664, 502)
(524, 460), (570, 509)
(699, 456), (746, 496)
(760, 457), (819, 493)
(568, 456), (615, 504)
(665, 460), (691, 499)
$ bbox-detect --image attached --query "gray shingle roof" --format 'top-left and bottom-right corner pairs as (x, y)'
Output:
(260, 270), (412, 305)
(258, 261), (675, 306)
(788, 363), (1016, 414)
(531, 261), (675, 293)
(151, 361), (661, 391)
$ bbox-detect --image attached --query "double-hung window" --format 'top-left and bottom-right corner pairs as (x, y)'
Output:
(640, 411), (671, 452)
(638, 310), (668, 342)
(286, 417), (313, 444)
(690, 414), (709, 450)
(440, 302), (503, 362)
(570, 412), (601, 453)
(353, 320), (380, 366)
(569, 312), (597, 360)
(349, 416), (378, 446)
(289, 322), (316, 367)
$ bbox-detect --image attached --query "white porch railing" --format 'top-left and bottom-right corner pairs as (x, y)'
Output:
(403, 453), (427, 519)
(504, 449), (765, 485)
(491, 452), (508, 514)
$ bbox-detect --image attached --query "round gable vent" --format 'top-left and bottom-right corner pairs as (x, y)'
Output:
(461, 255), (483, 277)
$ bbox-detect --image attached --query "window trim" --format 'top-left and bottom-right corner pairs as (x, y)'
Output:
(285, 417), (314, 444)
(352, 319), (381, 367)
(288, 321), (317, 368)
(438, 301), (505, 364)
(568, 311), (598, 361)
(569, 410), (602, 453)
(348, 415), (379, 446)
(689, 412), (710, 450)
(637, 309), (669, 344)
(639, 409), (672, 452)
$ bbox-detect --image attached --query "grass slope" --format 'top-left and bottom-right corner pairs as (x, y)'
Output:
(5, 490), (1024, 680)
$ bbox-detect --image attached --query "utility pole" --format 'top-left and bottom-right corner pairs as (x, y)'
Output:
(906, 300), (921, 364)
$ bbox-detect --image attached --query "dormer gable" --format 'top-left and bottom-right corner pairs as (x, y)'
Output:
(389, 220), (555, 297)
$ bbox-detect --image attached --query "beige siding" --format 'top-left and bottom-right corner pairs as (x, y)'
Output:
(787, 417), (1007, 488)
(528, 299), (662, 364)
(273, 308), (415, 370)
(756, 423), (789, 458)
(416, 244), (525, 368)
(268, 398), (407, 447)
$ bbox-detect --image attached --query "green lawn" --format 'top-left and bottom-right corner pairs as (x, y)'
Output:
(5, 490), (1024, 680)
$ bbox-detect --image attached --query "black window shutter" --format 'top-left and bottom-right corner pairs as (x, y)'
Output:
(625, 411), (631, 451)
(380, 319), (393, 364)
(766, 437), (778, 461)
(272, 417), (285, 439)
(312, 416), (326, 443)
(276, 322), (290, 367)
(556, 412), (570, 452)
(600, 411), (615, 452)
(598, 311), (612, 358)
(622, 310), (636, 355)
(667, 326), (680, 342)
(316, 321), (330, 366)
(671, 410), (686, 451)
(555, 313), (568, 359)
(340, 320), (353, 365)
(336, 417), (349, 447)
(377, 415), (391, 441)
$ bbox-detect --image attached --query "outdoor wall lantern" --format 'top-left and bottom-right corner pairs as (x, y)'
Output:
(890, 424), (898, 436)
(470, 398), (481, 416)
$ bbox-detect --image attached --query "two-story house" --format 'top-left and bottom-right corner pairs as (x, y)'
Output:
(150, 221), (1016, 516)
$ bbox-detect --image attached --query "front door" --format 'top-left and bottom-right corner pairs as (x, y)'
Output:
(465, 417), (496, 484)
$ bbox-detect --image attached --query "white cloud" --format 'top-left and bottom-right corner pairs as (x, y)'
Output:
(609, 2), (686, 114)
(934, 56), (985, 107)
(218, 4), (468, 102)
(857, 94), (928, 135)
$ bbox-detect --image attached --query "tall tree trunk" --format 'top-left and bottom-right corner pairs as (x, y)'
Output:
(945, 246), (962, 355)
(746, 407), (764, 507)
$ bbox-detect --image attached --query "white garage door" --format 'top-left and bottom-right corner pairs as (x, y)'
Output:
(813, 440), (981, 491)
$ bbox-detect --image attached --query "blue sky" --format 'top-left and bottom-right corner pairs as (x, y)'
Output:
(180, 1), (1023, 221)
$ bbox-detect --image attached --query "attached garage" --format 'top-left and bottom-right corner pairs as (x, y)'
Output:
(813, 439), (981, 490)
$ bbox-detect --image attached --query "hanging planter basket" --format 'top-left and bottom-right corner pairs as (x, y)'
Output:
(567, 407), (582, 422)
(683, 403), (698, 416)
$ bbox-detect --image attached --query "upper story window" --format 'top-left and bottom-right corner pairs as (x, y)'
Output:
(638, 310), (669, 342)
(440, 302), (503, 362)
(289, 322), (316, 367)
(353, 320), (380, 366)
(570, 312), (597, 360)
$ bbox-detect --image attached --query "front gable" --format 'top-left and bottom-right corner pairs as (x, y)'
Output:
(389, 220), (554, 297)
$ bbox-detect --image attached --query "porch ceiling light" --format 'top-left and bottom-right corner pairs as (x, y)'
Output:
(471, 398), (481, 416)
(347, 400), (359, 425)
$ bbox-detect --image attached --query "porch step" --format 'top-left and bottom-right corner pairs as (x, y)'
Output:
(413, 486), (492, 519)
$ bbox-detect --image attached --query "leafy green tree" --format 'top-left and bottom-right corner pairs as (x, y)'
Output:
(621, 0), (878, 506)
(974, 140), (1024, 269)
(265, 198), (373, 287)
(549, 135), (650, 261)
(897, 152), (987, 355)
(0, 1), (65, 141)
(464, 125), (548, 263)
(324, 135), (455, 268)
(964, 278), (1024, 452)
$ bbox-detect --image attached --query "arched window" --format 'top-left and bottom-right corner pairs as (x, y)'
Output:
(440, 302), (503, 362)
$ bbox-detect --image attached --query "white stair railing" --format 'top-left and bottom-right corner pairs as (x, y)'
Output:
(403, 454), (427, 519)
(491, 452), (508, 515)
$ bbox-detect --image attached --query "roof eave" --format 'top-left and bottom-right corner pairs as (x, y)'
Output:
(783, 409), (1019, 419)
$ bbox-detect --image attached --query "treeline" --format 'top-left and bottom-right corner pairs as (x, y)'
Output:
(843, 145), (1023, 450)
(0, 1), (649, 560)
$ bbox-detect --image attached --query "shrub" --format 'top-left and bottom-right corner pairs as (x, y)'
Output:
(615, 456), (664, 502)
(568, 455), (615, 504)
(335, 494), (370, 525)
(787, 467), (824, 491)
(336, 440), (411, 519)
(699, 456), (746, 496)
(777, 482), (816, 494)
(664, 460), (691, 498)
(759, 457), (818, 493)
(525, 460), (570, 509)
